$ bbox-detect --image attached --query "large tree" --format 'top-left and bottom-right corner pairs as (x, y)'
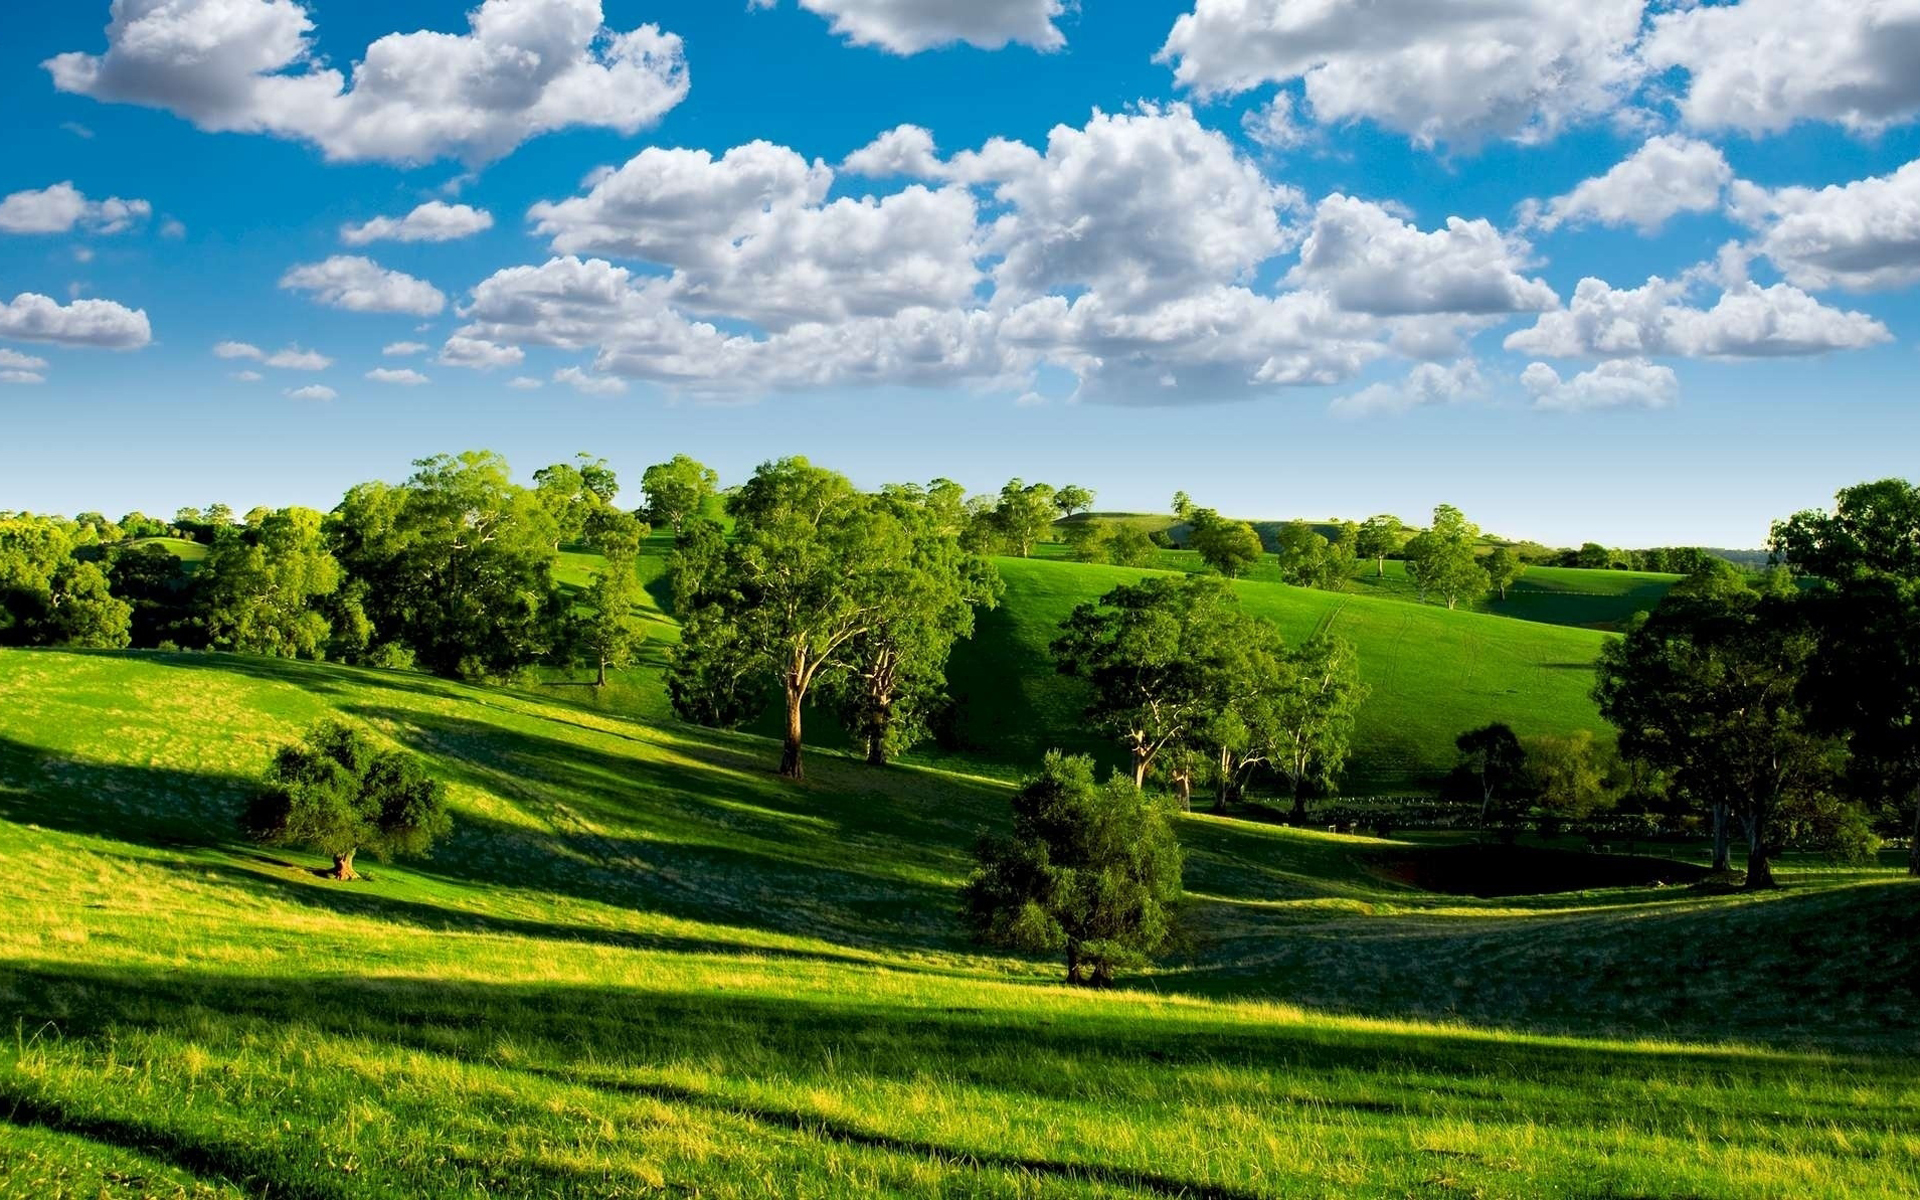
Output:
(198, 507), (341, 659)
(1052, 574), (1239, 790)
(108, 541), (199, 648)
(1595, 590), (1838, 888)
(964, 752), (1183, 987)
(641, 455), (720, 535)
(1454, 723), (1529, 830)
(241, 721), (450, 881)
(1356, 515), (1402, 578)
(821, 483), (1001, 766)
(1273, 520), (1330, 588)
(328, 452), (565, 680)
(533, 453), (620, 549)
(1485, 546), (1526, 601)
(1054, 485), (1096, 519)
(1776, 479), (1920, 875)
(574, 515), (649, 689)
(993, 480), (1061, 559)
(1189, 510), (1264, 579)
(668, 459), (915, 778)
(1271, 635), (1367, 822)
(1405, 505), (1490, 610)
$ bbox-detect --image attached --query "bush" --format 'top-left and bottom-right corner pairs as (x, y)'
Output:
(963, 752), (1183, 986)
(242, 721), (450, 880)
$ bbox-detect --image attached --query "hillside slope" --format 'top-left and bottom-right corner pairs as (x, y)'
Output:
(944, 558), (1615, 791)
(0, 649), (1915, 1198)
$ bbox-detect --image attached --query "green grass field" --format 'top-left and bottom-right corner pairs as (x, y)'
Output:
(942, 557), (1615, 791)
(1, 645), (1916, 1199)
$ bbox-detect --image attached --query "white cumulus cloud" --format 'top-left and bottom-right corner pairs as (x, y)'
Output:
(264, 345), (332, 370)
(1157, 0), (1647, 148)
(1523, 136), (1734, 234)
(366, 367), (429, 385)
(1644, 0), (1920, 136)
(0, 182), (151, 235)
(1730, 159), (1920, 292)
(750, 0), (1070, 53)
(342, 202), (493, 245)
(285, 384), (337, 400)
(1506, 274), (1891, 360)
(1523, 358), (1678, 411)
(1287, 195), (1558, 316)
(0, 292), (151, 348)
(280, 256), (446, 316)
(1331, 359), (1486, 418)
(47, 0), (690, 166)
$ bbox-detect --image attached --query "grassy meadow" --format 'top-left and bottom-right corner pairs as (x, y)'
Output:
(2, 533), (1916, 1198)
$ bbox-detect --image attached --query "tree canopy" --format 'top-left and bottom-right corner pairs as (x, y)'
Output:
(964, 752), (1183, 986)
(241, 720), (451, 880)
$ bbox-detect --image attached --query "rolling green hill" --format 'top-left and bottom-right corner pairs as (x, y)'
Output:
(0, 647), (1915, 1198)
(942, 557), (1614, 791)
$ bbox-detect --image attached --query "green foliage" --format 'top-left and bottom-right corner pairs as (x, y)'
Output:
(1052, 574), (1241, 790)
(1772, 477), (1920, 582)
(328, 451), (565, 680)
(533, 453), (621, 548)
(1054, 485), (1095, 518)
(108, 541), (199, 647)
(964, 752), (1183, 985)
(1524, 731), (1611, 820)
(1596, 589), (1842, 888)
(992, 479), (1060, 559)
(640, 454), (719, 534)
(1062, 518), (1111, 563)
(1188, 510), (1264, 579)
(198, 507), (340, 659)
(1452, 723), (1530, 824)
(43, 560), (132, 649)
(575, 543), (646, 688)
(240, 720), (450, 878)
(1485, 546), (1526, 600)
(671, 460), (993, 777)
(1107, 524), (1158, 568)
(1405, 505), (1491, 610)
(1356, 514), (1403, 577)
(820, 483), (1002, 765)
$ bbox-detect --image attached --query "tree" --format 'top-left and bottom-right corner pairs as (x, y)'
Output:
(1189, 511), (1263, 579)
(1324, 522), (1359, 591)
(534, 454), (619, 548)
(1273, 520), (1329, 588)
(641, 455), (720, 534)
(43, 561), (131, 649)
(963, 752), (1183, 987)
(241, 721), (451, 880)
(1485, 546), (1526, 601)
(1595, 591), (1838, 888)
(109, 541), (198, 647)
(993, 480), (1060, 558)
(1404, 505), (1490, 610)
(1052, 575), (1238, 791)
(328, 452), (566, 680)
(1775, 479), (1920, 876)
(1574, 542), (1614, 570)
(668, 459), (924, 778)
(1525, 731), (1610, 821)
(1062, 519), (1111, 564)
(0, 515), (73, 645)
(1172, 492), (1193, 523)
(198, 507), (340, 659)
(1108, 525), (1158, 569)
(1454, 724), (1528, 829)
(821, 484), (1002, 766)
(1271, 635), (1366, 822)
(1356, 515), (1402, 578)
(1055, 485), (1096, 519)
(577, 534), (646, 688)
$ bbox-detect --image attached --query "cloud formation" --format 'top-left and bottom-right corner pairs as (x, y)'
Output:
(0, 292), (151, 348)
(343, 202), (493, 246)
(280, 256), (446, 316)
(751, 0), (1070, 54)
(0, 182), (151, 235)
(47, 0), (689, 166)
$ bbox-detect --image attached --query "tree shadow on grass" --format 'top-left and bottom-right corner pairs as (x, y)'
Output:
(6, 962), (1914, 1140)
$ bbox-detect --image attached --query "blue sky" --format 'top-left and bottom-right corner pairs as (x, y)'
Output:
(3, 0), (1918, 547)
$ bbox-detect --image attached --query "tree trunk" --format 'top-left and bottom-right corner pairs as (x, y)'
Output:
(1289, 783), (1308, 825)
(1710, 802), (1731, 872)
(595, 656), (608, 688)
(1172, 770), (1192, 811)
(1742, 814), (1776, 890)
(1065, 942), (1083, 986)
(1132, 752), (1150, 790)
(329, 849), (358, 881)
(1376, 556), (1385, 578)
(866, 732), (887, 767)
(779, 683), (805, 779)
(1089, 960), (1113, 988)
